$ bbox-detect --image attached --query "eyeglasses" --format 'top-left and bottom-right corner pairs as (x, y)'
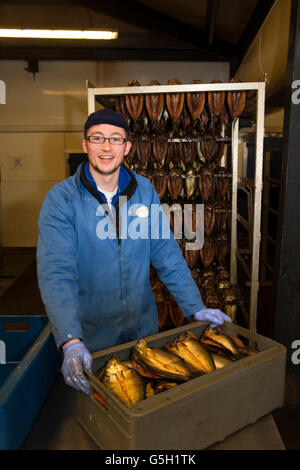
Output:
(85, 135), (127, 145)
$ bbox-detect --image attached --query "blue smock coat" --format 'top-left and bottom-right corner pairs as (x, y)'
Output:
(37, 163), (205, 352)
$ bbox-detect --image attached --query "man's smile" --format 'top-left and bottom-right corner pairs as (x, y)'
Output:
(99, 155), (114, 160)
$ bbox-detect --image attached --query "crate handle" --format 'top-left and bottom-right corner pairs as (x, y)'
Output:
(4, 321), (30, 332)
(93, 390), (108, 409)
(84, 367), (108, 409)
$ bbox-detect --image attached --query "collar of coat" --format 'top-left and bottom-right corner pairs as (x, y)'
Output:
(80, 159), (138, 209)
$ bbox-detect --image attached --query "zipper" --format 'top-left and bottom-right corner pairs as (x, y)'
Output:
(79, 162), (136, 251)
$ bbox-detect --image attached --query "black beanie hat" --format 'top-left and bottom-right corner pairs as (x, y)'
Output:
(84, 108), (129, 135)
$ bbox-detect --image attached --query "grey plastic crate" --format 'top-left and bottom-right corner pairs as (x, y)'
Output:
(76, 321), (286, 450)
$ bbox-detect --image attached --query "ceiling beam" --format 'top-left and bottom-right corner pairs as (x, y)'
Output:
(0, 46), (224, 62)
(230, 0), (277, 76)
(205, 0), (220, 46)
(69, 0), (236, 61)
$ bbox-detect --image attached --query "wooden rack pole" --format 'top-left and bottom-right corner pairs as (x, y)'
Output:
(249, 82), (265, 333)
(88, 87), (96, 114)
(230, 118), (239, 287)
(87, 82), (261, 96)
(261, 149), (271, 284)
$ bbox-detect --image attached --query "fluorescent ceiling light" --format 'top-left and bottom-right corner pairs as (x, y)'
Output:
(0, 29), (118, 40)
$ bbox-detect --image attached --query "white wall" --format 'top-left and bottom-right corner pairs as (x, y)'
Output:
(0, 60), (230, 132)
(0, 61), (99, 132)
(99, 61), (230, 88)
(0, 132), (66, 246)
(0, 59), (229, 246)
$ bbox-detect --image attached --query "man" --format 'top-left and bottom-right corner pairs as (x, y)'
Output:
(37, 108), (231, 395)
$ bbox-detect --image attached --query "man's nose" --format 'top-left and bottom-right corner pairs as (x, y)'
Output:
(102, 138), (113, 150)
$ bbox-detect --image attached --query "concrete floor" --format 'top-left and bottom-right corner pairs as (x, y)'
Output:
(0, 248), (299, 450)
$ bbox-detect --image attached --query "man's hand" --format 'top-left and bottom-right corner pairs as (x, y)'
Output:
(61, 340), (92, 395)
(194, 308), (232, 328)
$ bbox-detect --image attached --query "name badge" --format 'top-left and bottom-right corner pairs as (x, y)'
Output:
(135, 205), (149, 218)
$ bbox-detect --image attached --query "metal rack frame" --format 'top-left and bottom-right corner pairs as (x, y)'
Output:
(260, 144), (281, 287)
(86, 81), (266, 333)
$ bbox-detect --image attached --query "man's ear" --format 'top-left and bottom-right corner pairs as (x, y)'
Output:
(124, 140), (132, 156)
(82, 138), (88, 153)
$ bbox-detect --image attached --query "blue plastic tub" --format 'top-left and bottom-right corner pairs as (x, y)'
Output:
(0, 316), (61, 449)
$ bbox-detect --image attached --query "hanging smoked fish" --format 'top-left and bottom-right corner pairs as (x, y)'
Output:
(136, 138), (152, 168)
(215, 168), (230, 199)
(153, 138), (168, 165)
(204, 288), (222, 309)
(146, 155), (156, 178)
(201, 275), (216, 291)
(145, 80), (164, 134)
(152, 279), (169, 329)
(186, 80), (206, 128)
(184, 167), (197, 200)
(200, 238), (215, 268)
(125, 138), (137, 166)
(165, 79), (185, 134)
(165, 141), (175, 168)
(140, 108), (150, 134)
(191, 268), (202, 290)
(214, 231), (229, 264)
(216, 277), (231, 297)
(172, 142), (182, 167)
(215, 141), (225, 165)
(184, 245), (200, 269)
(214, 201), (230, 232)
(168, 167), (183, 201)
(207, 80), (225, 116)
(179, 141), (196, 168)
(214, 103), (230, 137)
(125, 80), (144, 133)
(216, 265), (230, 281)
(151, 168), (168, 201)
(227, 79), (246, 120)
(207, 80), (225, 134)
(115, 95), (130, 124)
(199, 106), (209, 133)
(218, 105), (230, 128)
(157, 301), (169, 329)
(179, 104), (192, 135)
(222, 287), (239, 323)
(168, 300), (185, 327)
(200, 136), (218, 163)
(198, 167), (215, 202)
(204, 204), (215, 236)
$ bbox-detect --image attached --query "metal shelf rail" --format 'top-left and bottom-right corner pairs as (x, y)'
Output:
(260, 143), (281, 287)
(86, 81), (266, 334)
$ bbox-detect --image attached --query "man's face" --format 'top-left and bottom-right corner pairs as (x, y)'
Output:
(82, 123), (131, 176)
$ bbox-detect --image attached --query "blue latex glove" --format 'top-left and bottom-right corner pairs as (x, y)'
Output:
(62, 341), (92, 395)
(194, 308), (232, 328)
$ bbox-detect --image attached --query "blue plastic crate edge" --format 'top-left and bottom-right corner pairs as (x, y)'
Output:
(0, 317), (61, 449)
(0, 319), (60, 405)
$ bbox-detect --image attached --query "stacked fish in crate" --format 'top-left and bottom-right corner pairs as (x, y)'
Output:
(95, 326), (256, 408)
(114, 79), (247, 328)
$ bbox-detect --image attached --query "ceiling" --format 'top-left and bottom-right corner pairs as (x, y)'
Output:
(0, 0), (277, 76)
